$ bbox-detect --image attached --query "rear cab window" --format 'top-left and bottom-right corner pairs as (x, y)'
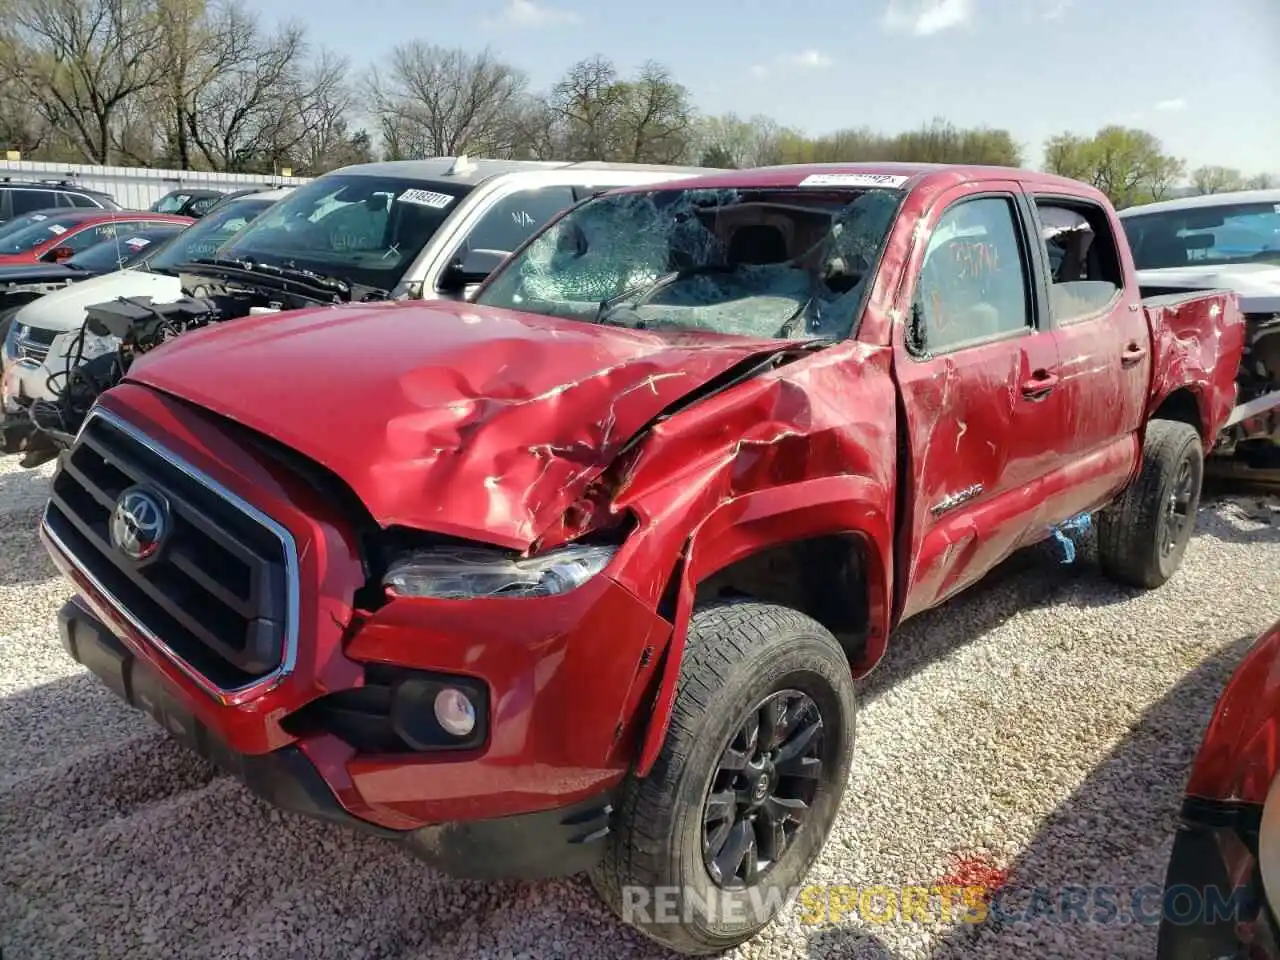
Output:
(1032, 198), (1124, 324)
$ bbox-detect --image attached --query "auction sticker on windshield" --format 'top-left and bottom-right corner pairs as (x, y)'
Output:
(799, 173), (910, 188)
(47, 224), (67, 235)
(398, 189), (454, 210)
(125, 237), (150, 249)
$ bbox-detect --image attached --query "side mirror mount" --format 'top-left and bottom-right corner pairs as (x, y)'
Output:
(45, 245), (74, 263)
(439, 247), (507, 294)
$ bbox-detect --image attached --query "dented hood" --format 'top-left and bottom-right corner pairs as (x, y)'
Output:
(125, 299), (795, 549)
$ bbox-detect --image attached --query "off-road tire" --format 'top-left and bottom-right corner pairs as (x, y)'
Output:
(1098, 419), (1204, 589)
(590, 600), (857, 955)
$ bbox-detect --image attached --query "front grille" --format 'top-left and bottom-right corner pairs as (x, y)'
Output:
(43, 408), (296, 692)
(15, 325), (56, 364)
(16, 341), (49, 363)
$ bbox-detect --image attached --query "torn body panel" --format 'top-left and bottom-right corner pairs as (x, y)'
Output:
(1142, 289), (1248, 447)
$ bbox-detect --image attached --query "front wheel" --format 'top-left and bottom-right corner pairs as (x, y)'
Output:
(590, 600), (857, 955)
(1098, 419), (1204, 589)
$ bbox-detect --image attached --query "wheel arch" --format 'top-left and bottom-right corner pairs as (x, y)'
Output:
(1150, 386), (1209, 447)
(633, 475), (895, 778)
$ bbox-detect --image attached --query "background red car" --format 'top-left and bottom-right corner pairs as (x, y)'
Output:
(1159, 616), (1280, 959)
(0, 210), (193, 265)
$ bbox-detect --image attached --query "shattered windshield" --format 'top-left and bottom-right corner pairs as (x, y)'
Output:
(217, 174), (472, 292)
(1123, 201), (1280, 269)
(475, 186), (904, 340)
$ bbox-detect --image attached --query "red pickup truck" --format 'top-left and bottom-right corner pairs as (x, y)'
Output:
(41, 163), (1253, 953)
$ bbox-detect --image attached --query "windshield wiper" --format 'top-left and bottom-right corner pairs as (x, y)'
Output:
(181, 256), (357, 296)
(185, 255), (256, 272)
(594, 264), (739, 328)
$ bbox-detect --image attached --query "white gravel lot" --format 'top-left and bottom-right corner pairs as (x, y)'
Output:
(1, 451), (1277, 960)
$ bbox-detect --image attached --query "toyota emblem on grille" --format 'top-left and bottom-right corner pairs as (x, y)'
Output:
(109, 487), (168, 561)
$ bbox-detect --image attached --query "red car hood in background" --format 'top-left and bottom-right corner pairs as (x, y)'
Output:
(125, 299), (796, 550)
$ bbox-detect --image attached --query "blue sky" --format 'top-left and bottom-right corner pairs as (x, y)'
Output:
(279, 0), (1278, 176)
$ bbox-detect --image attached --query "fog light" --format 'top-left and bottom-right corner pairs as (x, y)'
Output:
(434, 687), (477, 737)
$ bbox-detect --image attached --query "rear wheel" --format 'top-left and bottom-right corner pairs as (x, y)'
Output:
(590, 600), (856, 955)
(1098, 419), (1204, 589)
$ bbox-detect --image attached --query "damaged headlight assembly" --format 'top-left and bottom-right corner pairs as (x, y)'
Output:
(382, 544), (617, 600)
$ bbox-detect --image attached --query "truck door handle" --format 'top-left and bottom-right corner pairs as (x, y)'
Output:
(1121, 342), (1148, 367)
(1020, 370), (1059, 400)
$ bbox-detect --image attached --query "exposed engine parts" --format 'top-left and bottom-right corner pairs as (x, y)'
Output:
(1211, 312), (1280, 467)
(24, 294), (245, 464)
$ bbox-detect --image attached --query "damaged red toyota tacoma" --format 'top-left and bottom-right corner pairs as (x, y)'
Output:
(42, 163), (1260, 953)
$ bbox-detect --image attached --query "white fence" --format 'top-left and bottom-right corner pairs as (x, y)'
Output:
(0, 160), (313, 211)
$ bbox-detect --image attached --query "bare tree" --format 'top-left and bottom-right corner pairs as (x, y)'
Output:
(369, 44), (527, 158)
(693, 113), (793, 169)
(548, 56), (628, 160)
(153, 0), (258, 169)
(619, 61), (692, 163)
(0, 0), (169, 164)
(547, 56), (694, 163)
(292, 48), (367, 172)
(185, 22), (307, 171)
(1191, 165), (1246, 195)
(0, 74), (55, 157)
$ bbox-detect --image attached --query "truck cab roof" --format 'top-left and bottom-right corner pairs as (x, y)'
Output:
(327, 157), (717, 189)
(604, 161), (1113, 199)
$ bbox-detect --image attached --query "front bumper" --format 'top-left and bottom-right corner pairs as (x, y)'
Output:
(1157, 797), (1280, 959)
(58, 597), (617, 880)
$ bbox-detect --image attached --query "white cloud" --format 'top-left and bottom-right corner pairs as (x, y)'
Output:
(881, 0), (973, 36)
(1155, 97), (1187, 112)
(750, 49), (835, 78)
(1040, 0), (1073, 19)
(482, 0), (579, 28)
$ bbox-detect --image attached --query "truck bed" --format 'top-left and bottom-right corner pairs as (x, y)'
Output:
(1141, 285), (1280, 464)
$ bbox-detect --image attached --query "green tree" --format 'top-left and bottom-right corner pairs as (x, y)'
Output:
(692, 113), (792, 168)
(1043, 126), (1185, 208)
(699, 144), (735, 168)
(1191, 165), (1246, 195)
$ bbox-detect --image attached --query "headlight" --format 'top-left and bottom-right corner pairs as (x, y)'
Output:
(382, 544), (616, 600)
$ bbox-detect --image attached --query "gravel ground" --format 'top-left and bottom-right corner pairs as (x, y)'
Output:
(1, 451), (1278, 960)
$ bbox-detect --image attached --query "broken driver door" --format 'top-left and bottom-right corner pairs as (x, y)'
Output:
(892, 184), (1065, 622)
